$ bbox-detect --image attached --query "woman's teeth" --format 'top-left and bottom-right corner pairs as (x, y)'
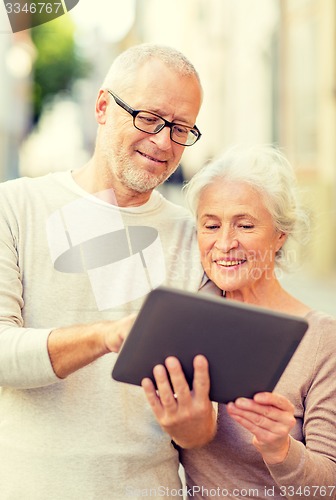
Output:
(217, 260), (245, 267)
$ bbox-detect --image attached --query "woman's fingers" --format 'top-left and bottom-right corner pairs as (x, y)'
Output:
(141, 355), (216, 448)
(228, 394), (295, 430)
(227, 392), (296, 463)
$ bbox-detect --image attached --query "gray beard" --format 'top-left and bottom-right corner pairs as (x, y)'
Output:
(112, 150), (173, 193)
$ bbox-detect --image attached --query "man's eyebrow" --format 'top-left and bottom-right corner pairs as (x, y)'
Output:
(144, 106), (193, 126)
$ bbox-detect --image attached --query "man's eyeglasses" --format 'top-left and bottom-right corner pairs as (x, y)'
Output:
(108, 90), (201, 147)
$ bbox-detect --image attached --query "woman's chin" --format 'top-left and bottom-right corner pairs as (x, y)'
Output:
(210, 270), (246, 293)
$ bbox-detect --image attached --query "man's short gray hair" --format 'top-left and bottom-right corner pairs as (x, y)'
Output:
(102, 42), (202, 92)
(183, 144), (310, 270)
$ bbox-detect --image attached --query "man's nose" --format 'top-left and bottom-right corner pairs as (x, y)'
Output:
(149, 126), (173, 150)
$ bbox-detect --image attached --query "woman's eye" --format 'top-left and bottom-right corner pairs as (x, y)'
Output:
(205, 225), (220, 230)
(239, 224), (254, 229)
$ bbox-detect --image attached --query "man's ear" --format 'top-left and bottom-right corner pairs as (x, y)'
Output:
(95, 89), (109, 124)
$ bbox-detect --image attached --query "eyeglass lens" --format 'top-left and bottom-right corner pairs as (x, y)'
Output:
(134, 112), (198, 146)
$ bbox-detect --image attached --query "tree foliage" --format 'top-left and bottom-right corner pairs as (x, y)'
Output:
(31, 14), (89, 123)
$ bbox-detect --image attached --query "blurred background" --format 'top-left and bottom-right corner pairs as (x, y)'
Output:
(0, 0), (335, 315)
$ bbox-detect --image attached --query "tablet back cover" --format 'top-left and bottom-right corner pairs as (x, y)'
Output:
(112, 286), (308, 403)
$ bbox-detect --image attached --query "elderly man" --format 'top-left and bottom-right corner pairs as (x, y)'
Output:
(0, 43), (215, 499)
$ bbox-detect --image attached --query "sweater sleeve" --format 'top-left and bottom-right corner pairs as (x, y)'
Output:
(0, 189), (60, 388)
(0, 325), (59, 388)
(266, 313), (336, 499)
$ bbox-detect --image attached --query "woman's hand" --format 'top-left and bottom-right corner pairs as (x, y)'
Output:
(227, 392), (296, 464)
(141, 355), (217, 449)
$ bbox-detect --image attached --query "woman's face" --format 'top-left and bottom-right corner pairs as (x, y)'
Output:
(197, 179), (286, 295)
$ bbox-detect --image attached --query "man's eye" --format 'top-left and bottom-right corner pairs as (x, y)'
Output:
(138, 115), (159, 124)
(205, 225), (219, 230)
(239, 225), (254, 229)
(173, 125), (188, 137)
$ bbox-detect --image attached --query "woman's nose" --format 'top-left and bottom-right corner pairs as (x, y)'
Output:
(214, 228), (239, 252)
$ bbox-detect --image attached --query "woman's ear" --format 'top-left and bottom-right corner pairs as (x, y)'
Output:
(275, 232), (287, 252)
(95, 89), (109, 124)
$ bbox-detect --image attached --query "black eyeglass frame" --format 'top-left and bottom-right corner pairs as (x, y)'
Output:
(107, 90), (201, 147)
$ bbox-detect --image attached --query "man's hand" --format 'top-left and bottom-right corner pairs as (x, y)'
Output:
(48, 314), (136, 379)
(227, 392), (296, 464)
(102, 313), (136, 353)
(141, 355), (217, 449)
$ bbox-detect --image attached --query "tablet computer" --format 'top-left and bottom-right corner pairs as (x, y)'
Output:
(112, 286), (308, 403)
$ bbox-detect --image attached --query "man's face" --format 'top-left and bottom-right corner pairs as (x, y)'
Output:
(98, 59), (202, 194)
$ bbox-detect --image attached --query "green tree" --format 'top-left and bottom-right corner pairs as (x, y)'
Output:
(31, 14), (89, 123)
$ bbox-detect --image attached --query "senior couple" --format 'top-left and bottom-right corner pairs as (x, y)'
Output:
(0, 43), (335, 499)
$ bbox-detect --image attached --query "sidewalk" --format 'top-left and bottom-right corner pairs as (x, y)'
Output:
(280, 272), (336, 318)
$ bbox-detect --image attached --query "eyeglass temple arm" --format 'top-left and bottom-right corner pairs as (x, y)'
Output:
(108, 90), (136, 117)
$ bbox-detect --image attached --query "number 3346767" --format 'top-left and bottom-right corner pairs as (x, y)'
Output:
(5, 3), (62, 14)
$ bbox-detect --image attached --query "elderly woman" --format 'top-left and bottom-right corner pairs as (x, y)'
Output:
(142, 145), (336, 499)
